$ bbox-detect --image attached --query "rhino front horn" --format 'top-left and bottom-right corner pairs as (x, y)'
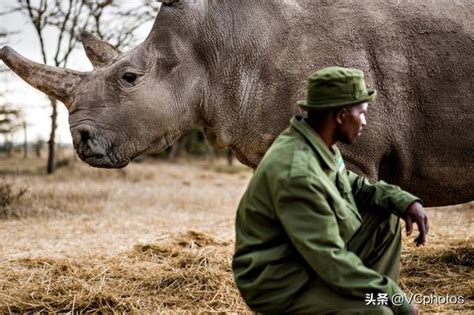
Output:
(80, 31), (120, 67)
(0, 46), (85, 107)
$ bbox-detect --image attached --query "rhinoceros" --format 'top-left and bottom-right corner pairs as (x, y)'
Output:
(1, 0), (473, 206)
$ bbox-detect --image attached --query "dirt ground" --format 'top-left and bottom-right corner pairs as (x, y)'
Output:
(0, 157), (472, 313)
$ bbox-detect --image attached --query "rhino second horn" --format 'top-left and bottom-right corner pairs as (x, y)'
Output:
(0, 46), (85, 107)
(80, 31), (120, 67)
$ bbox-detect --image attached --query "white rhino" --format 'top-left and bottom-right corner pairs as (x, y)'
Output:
(1, 0), (473, 206)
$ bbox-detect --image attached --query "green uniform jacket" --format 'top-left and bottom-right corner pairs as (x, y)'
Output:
(233, 116), (419, 314)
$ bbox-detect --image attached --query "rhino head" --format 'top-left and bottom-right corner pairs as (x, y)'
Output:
(0, 3), (206, 168)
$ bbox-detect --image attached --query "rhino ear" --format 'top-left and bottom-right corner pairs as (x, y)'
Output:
(80, 31), (120, 68)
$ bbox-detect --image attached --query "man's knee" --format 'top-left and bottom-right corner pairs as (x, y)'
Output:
(360, 210), (401, 241)
(385, 214), (401, 239)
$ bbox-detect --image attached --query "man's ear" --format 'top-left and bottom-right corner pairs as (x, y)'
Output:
(335, 108), (346, 125)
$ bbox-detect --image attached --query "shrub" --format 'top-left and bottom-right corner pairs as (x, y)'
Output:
(0, 179), (27, 218)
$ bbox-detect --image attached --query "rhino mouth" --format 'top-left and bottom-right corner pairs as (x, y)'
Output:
(76, 132), (177, 169)
(140, 132), (178, 156)
(71, 124), (130, 169)
(76, 140), (130, 169)
(80, 152), (130, 169)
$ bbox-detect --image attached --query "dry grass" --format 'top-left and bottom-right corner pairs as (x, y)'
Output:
(400, 241), (473, 313)
(0, 156), (472, 313)
(399, 202), (474, 313)
(0, 231), (246, 313)
(0, 179), (28, 218)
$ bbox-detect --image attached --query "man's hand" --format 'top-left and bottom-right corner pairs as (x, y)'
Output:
(402, 201), (429, 246)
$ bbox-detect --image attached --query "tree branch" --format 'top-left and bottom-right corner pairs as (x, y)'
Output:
(54, 0), (73, 66)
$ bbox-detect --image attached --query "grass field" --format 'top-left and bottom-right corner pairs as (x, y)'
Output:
(0, 156), (472, 313)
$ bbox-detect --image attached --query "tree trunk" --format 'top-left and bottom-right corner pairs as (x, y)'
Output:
(226, 148), (234, 166)
(6, 137), (12, 158)
(35, 143), (42, 158)
(207, 146), (216, 163)
(47, 98), (57, 174)
(23, 121), (28, 159)
(168, 133), (192, 161)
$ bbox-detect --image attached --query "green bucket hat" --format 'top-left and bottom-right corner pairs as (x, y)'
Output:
(297, 66), (377, 111)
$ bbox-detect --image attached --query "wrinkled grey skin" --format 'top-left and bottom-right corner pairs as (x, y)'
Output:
(1, 0), (473, 206)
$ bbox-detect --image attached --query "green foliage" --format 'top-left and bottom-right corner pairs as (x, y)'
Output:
(185, 129), (210, 156)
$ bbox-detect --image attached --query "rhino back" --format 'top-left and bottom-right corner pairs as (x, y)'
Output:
(192, 0), (473, 205)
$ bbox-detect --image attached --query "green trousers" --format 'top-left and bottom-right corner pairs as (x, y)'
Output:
(284, 210), (402, 315)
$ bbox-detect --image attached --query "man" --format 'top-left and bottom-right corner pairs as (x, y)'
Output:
(232, 67), (429, 315)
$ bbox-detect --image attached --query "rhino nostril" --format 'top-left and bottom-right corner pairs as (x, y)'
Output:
(72, 127), (105, 159)
(72, 127), (94, 150)
(79, 129), (91, 143)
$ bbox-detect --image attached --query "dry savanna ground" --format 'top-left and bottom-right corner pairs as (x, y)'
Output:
(0, 156), (472, 313)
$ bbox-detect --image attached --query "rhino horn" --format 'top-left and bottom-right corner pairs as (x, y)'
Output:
(0, 46), (85, 106)
(80, 31), (120, 67)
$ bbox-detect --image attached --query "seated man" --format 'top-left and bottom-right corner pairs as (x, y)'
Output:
(232, 67), (428, 315)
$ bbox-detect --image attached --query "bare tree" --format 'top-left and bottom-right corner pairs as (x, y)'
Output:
(22, 121), (28, 158)
(85, 0), (157, 49)
(0, 26), (15, 73)
(0, 26), (20, 156)
(0, 29), (8, 73)
(0, 104), (22, 157)
(3, 0), (156, 173)
(0, 29), (7, 45)
(34, 138), (45, 158)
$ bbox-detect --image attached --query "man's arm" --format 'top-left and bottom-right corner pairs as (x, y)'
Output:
(276, 176), (412, 315)
(347, 170), (428, 246)
(346, 170), (419, 216)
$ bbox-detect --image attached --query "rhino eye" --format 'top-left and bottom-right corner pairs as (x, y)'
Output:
(122, 72), (137, 84)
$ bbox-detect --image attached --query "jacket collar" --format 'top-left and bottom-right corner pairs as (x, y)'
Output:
(290, 116), (342, 172)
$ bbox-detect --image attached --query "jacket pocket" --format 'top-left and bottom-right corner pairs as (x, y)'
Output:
(332, 199), (362, 242)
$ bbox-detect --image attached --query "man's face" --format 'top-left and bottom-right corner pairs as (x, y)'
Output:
(336, 102), (368, 144)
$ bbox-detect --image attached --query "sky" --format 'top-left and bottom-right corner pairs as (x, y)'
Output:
(0, 0), (157, 144)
